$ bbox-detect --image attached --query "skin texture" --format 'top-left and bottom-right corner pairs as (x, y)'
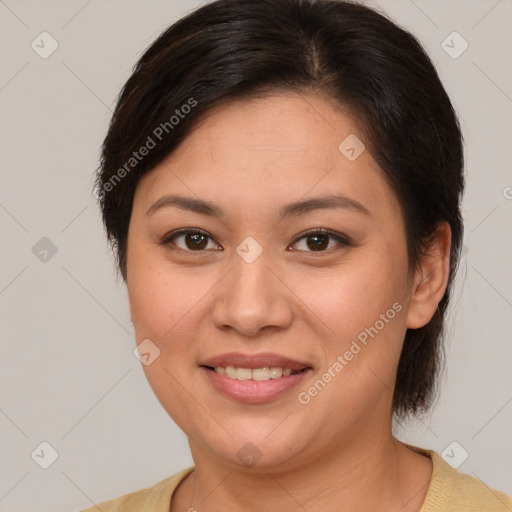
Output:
(126, 93), (451, 511)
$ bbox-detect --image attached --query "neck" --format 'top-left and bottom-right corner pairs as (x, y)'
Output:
(174, 430), (432, 512)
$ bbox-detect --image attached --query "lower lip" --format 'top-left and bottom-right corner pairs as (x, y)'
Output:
(201, 367), (311, 404)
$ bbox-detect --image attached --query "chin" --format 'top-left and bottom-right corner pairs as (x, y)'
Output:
(193, 421), (313, 471)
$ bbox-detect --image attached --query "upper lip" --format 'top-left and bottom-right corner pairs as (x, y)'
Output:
(200, 352), (312, 371)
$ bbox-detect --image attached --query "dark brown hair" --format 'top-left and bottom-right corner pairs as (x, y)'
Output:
(96, 0), (464, 419)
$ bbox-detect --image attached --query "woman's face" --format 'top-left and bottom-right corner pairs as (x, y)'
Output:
(126, 93), (420, 470)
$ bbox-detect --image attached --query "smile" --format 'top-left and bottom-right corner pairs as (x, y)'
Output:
(199, 352), (312, 404)
(210, 366), (302, 381)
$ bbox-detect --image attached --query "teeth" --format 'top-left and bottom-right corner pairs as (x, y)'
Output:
(213, 366), (300, 381)
(269, 367), (282, 379)
(252, 367), (270, 381)
(236, 367), (252, 380)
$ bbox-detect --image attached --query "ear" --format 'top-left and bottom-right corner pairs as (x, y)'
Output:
(406, 221), (452, 329)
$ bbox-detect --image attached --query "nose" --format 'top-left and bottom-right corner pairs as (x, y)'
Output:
(210, 249), (293, 338)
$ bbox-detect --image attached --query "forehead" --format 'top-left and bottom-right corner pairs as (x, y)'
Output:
(135, 93), (401, 223)
(170, 93), (357, 167)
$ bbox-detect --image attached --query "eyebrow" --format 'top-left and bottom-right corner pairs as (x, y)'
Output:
(146, 193), (371, 219)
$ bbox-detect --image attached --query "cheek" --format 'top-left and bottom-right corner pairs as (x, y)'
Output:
(126, 243), (207, 429)
(127, 241), (202, 340)
(301, 257), (407, 340)
(292, 250), (410, 395)
(291, 271), (408, 433)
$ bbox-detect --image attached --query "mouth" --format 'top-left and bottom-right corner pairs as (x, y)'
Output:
(199, 352), (313, 404)
(204, 365), (306, 380)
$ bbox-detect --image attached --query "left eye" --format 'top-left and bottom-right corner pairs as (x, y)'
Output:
(291, 229), (348, 252)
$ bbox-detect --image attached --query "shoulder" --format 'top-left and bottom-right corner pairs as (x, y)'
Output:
(406, 444), (512, 512)
(79, 467), (194, 512)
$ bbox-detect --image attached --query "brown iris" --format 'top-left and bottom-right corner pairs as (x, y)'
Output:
(306, 233), (329, 251)
(185, 232), (209, 250)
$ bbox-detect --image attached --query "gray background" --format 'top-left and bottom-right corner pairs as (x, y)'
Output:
(0, 0), (511, 510)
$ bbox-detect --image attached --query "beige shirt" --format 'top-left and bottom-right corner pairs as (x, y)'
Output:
(81, 445), (512, 511)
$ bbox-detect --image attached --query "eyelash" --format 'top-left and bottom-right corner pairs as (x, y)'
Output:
(159, 228), (350, 254)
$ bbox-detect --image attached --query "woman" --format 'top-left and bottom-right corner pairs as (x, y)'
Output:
(84, 0), (512, 510)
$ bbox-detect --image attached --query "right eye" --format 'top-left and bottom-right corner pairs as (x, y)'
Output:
(160, 228), (222, 252)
